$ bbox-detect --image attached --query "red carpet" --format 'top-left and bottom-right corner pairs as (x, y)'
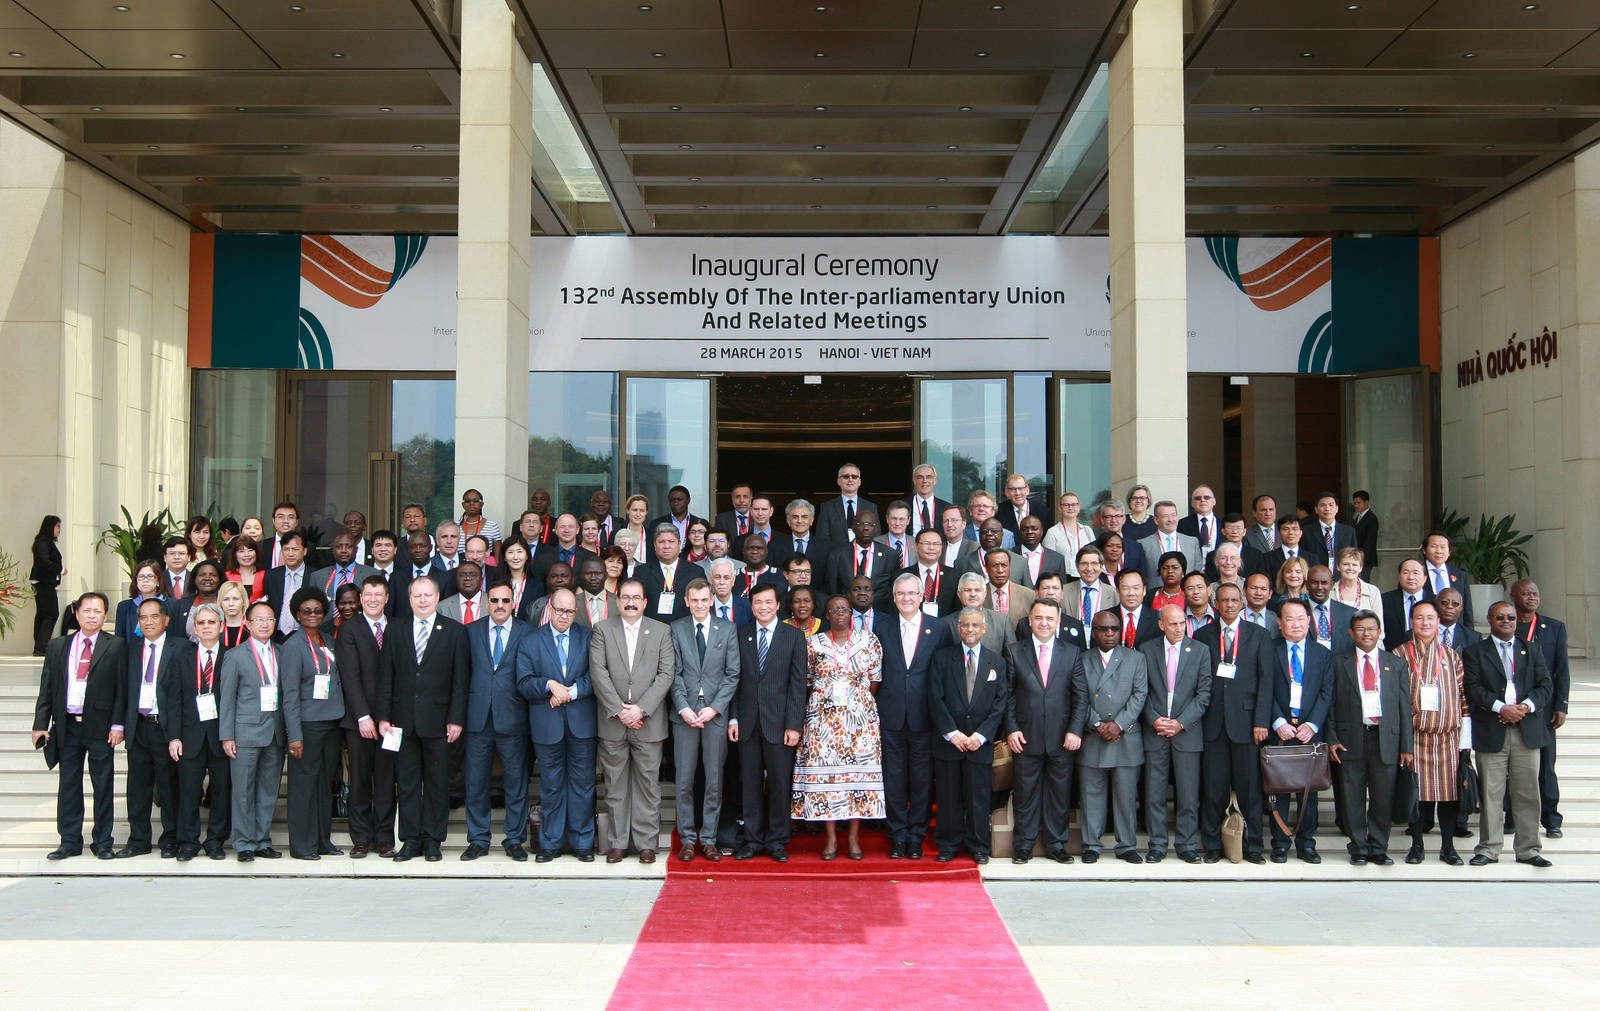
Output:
(607, 876), (1047, 1010)
(665, 828), (978, 880)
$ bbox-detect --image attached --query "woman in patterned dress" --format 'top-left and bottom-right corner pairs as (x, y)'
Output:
(1396, 600), (1470, 866)
(792, 595), (884, 860)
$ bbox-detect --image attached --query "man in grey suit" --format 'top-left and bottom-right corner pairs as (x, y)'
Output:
(309, 532), (380, 600)
(1078, 610), (1149, 863)
(1137, 501), (1204, 585)
(670, 578), (741, 862)
(1325, 610), (1414, 865)
(944, 572), (1015, 659)
(589, 577), (676, 863)
(219, 600), (286, 862)
(1138, 605), (1212, 863)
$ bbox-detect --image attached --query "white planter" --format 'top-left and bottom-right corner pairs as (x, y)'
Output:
(1469, 582), (1504, 628)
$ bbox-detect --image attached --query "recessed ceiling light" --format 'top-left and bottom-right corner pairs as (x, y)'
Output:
(926, 204), (938, 210)
(689, 176), (700, 181)
(1522, 3), (1540, 9)
(814, 51), (826, 58)
(1213, 144), (1226, 149)
(813, 144), (825, 149)
(1250, 106), (1262, 112)
(1483, 143), (1497, 149)
(411, 144), (424, 149)
(7, 52), (23, 58)
(811, 176), (823, 181)
(669, 105), (682, 111)
(379, 106), (393, 112)
(974, 51), (989, 58)
(1184, 176), (1195, 182)
(946, 144), (959, 149)
(113, 4), (130, 11)
(990, 3), (1004, 8)
(815, 4), (827, 10)
(814, 105), (827, 111)
(695, 204), (706, 209)
(652, 52), (665, 58)
(90, 106), (103, 112)
(289, 4), (305, 10)
(194, 176), (205, 182)
(1396, 106), (1408, 112)
(1543, 106), (1555, 112)
(441, 177), (453, 182)
(280, 144), (290, 149)
(235, 106), (247, 112)
(936, 176), (948, 182)
(959, 105), (973, 112)
(317, 176), (329, 181)
(1300, 51), (1314, 58)
(809, 204), (822, 209)
(1344, 3), (1360, 9)
(1463, 52), (1477, 58)
(146, 144), (159, 150)
(331, 51), (345, 58)
(169, 52), (185, 59)
(637, 3), (652, 9)
(678, 143), (692, 149)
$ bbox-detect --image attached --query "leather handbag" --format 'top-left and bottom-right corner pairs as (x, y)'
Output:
(1458, 751), (1482, 815)
(990, 739), (1015, 793)
(1259, 742), (1331, 837)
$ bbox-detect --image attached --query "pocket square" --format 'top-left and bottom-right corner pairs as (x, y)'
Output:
(986, 670), (997, 682)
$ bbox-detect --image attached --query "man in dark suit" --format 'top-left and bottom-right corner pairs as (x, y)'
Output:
(1420, 531), (1475, 629)
(929, 607), (1009, 863)
(589, 489), (619, 546)
(731, 584), (808, 861)
(392, 531), (453, 622)
(532, 514), (596, 586)
(1305, 566), (1357, 654)
(1464, 602), (1554, 866)
(706, 558), (755, 625)
(646, 485), (706, 552)
(460, 583), (532, 861)
(1005, 599), (1087, 863)
(1012, 516), (1068, 590)
(816, 461), (868, 547)
(1259, 516), (1311, 583)
(1019, 572), (1089, 653)
(714, 483), (755, 543)
(1435, 588), (1481, 653)
(518, 589), (599, 862)
(1350, 491), (1380, 578)
(1113, 569), (1162, 649)
(262, 530), (311, 641)
(1381, 558), (1430, 651)
(734, 535), (787, 598)
(376, 575), (469, 863)
(635, 524), (706, 622)
(334, 575), (396, 857)
(826, 509), (892, 606)
(1139, 606), (1212, 863)
(159, 602), (230, 861)
(32, 592), (127, 860)
(1265, 599), (1335, 863)
(119, 599), (182, 858)
(1303, 492), (1359, 569)
(1175, 484), (1222, 558)
(158, 536), (193, 603)
(997, 473), (1046, 534)
(908, 463), (953, 538)
(901, 526), (961, 618)
(768, 498), (832, 590)
(1511, 579), (1568, 837)
(1193, 583), (1273, 863)
(264, 500), (300, 569)
(875, 572), (953, 858)
(1325, 610), (1413, 865)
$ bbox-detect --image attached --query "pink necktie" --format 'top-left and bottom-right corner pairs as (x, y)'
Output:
(1038, 643), (1049, 687)
(1166, 643), (1179, 696)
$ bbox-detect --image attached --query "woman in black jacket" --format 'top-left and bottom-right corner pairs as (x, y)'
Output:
(29, 514), (63, 656)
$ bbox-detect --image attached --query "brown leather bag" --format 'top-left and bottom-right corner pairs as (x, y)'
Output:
(991, 739), (1014, 793)
(1259, 742), (1331, 837)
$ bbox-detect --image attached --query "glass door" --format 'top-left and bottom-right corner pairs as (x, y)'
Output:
(918, 376), (1010, 508)
(621, 376), (714, 519)
(1342, 368), (1431, 574)
(286, 376), (387, 547)
(1057, 376), (1112, 509)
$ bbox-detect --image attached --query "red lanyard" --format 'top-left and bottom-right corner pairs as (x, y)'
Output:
(1524, 615), (1538, 642)
(249, 641), (275, 685)
(305, 636), (328, 677)
(196, 647), (217, 694)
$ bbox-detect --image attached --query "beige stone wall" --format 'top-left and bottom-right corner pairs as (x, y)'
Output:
(0, 117), (191, 653)
(1440, 150), (1598, 654)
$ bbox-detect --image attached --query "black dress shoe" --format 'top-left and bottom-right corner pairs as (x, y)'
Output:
(906, 844), (923, 859)
(536, 849), (557, 863)
(1049, 849), (1074, 865)
(393, 844), (419, 862)
(770, 845), (788, 863)
(257, 847), (282, 859)
(1349, 854), (1367, 866)
(1517, 855), (1553, 868)
(1269, 850), (1288, 864)
(236, 851), (255, 863)
(888, 842), (905, 859)
(319, 844), (343, 856)
(160, 845), (179, 859)
(936, 852), (956, 863)
(1405, 844), (1424, 864)
(575, 849), (595, 863)
(292, 852), (320, 861)
(1469, 854), (1495, 866)
(1243, 852), (1265, 865)
(1202, 851), (1221, 864)
(504, 843), (529, 862)
(1371, 854), (1394, 866)
(1145, 851), (1166, 863)
(1296, 848), (1321, 865)
(1453, 826), (1473, 838)
(973, 853), (989, 865)
(1081, 850), (1099, 864)
(461, 844), (489, 861)
(1440, 851), (1464, 866)
(114, 845), (151, 859)
(1546, 827), (1563, 839)
(92, 845), (116, 860)
(425, 844), (443, 862)
(1118, 851), (1143, 864)
(1179, 851), (1202, 864)
(46, 846), (80, 861)
(351, 845), (369, 859)
(1011, 853), (1031, 865)
(206, 845), (226, 861)
(735, 845), (762, 861)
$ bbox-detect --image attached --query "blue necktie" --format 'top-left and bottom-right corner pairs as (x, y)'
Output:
(560, 548), (573, 565)
(556, 631), (569, 669)
(757, 626), (770, 672)
(1289, 643), (1303, 716)
(492, 625), (504, 666)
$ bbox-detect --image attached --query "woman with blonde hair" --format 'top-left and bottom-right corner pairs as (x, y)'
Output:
(1272, 557), (1311, 609)
(1332, 546), (1383, 631)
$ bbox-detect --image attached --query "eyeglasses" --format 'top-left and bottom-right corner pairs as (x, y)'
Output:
(463, 498), (483, 504)
(297, 605), (325, 616)
(488, 597), (513, 605)
(551, 607), (576, 615)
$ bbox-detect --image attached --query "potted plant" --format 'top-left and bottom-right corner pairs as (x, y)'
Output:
(96, 506), (184, 582)
(0, 545), (33, 640)
(1437, 509), (1531, 621)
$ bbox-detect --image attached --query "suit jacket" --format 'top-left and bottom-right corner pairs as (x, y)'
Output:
(873, 611), (952, 733)
(1192, 621), (1274, 744)
(1117, 604), (1164, 649)
(218, 639), (287, 748)
(873, 533), (915, 572)
(644, 514), (707, 561)
(944, 538), (982, 573)
(1004, 636), (1087, 756)
(816, 496), (872, 548)
(997, 495), (1048, 534)
(1061, 578), (1113, 623)
(465, 618), (532, 736)
(1078, 646), (1148, 767)
(374, 612), (469, 738)
(826, 540), (894, 606)
(517, 622), (597, 744)
(1352, 511), (1380, 571)
(125, 634), (189, 733)
(710, 593), (753, 626)
(263, 564), (311, 619)
(1323, 650), (1413, 765)
(1440, 622), (1481, 653)
(531, 543), (596, 584)
(1138, 637), (1212, 753)
(1517, 615), (1569, 716)
(982, 581), (1036, 623)
(1138, 532), (1204, 584)
(928, 644), (1008, 762)
(634, 559), (707, 623)
(307, 563), (380, 600)
(1176, 513), (1223, 556)
(588, 615), (676, 742)
(157, 639), (227, 752)
(34, 631), (127, 740)
(1462, 635), (1553, 752)
(669, 614), (741, 720)
(907, 495), (954, 536)
(944, 607), (1014, 659)
(1305, 598), (1357, 655)
(333, 613), (384, 731)
(768, 532), (834, 591)
(714, 509), (755, 544)
(1268, 639), (1334, 738)
(731, 566), (788, 598)
(280, 629), (345, 741)
(731, 620), (808, 742)
(159, 567), (193, 603)
(1009, 546), (1068, 589)
(1301, 520), (1358, 569)
(437, 592), (487, 624)
(1421, 563), (1475, 628)
(573, 588), (620, 628)
(897, 564), (961, 618)
(1380, 588), (1428, 651)
(1012, 612), (1087, 653)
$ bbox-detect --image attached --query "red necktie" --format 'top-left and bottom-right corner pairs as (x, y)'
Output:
(463, 600), (476, 623)
(1361, 655), (1378, 692)
(202, 650), (215, 693)
(373, 621), (385, 648)
(924, 568), (936, 602)
(75, 636), (93, 680)
(1123, 611), (1136, 648)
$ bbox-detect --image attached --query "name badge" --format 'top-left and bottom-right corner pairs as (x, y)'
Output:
(1420, 683), (1441, 712)
(67, 676), (88, 709)
(1360, 689), (1382, 720)
(922, 602), (940, 617)
(381, 725), (404, 752)
(259, 685), (279, 712)
(138, 680), (158, 714)
(1216, 662), (1237, 681)
(313, 674), (332, 700)
(195, 693), (218, 722)
(1289, 682), (1303, 712)
(830, 683), (850, 706)
(656, 592), (676, 615)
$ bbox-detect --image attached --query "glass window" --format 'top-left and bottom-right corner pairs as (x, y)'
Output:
(1344, 371), (1427, 570)
(920, 377), (1008, 509)
(1012, 372), (1051, 498)
(392, 379), (456, 529)
(191, 370), (278, 520)
(529, 373), (619, 519)
(624, 377), (710, 517)
(1059, 378), (1112, 510)
(293, 378), (381, 545)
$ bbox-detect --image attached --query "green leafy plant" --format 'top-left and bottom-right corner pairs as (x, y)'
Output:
(0, 545), (33, 638)
(96, 506), (184, 581)
(1437, 509), (1532, 586)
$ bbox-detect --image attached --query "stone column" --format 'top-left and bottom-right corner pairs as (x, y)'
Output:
(455, 0), (532, 524)
(1567, 148), (1600, 651)
(1107, 0), (1188, 506)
